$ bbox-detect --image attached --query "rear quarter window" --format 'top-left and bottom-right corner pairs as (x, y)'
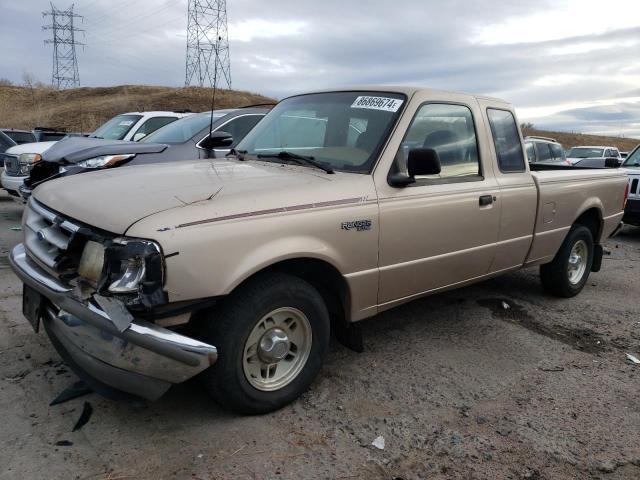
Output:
(487, 109), (525, 172)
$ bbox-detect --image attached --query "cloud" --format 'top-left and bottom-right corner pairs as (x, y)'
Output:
(228, 19), (307, 42)
(0, 0), (639, 138)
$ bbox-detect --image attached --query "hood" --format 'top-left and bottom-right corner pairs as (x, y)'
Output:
(33, 159), (371, 235)
(41, 136), (168, 164)
(6, 141), (57, 155)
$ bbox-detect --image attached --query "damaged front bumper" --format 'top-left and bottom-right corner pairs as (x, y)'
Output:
(9, 243), (217, 400)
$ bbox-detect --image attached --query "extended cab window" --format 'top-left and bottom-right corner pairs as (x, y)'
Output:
(395, 103), (480, 181)
(487, 109), (525, 172)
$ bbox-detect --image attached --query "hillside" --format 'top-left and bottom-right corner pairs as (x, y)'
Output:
(0, 84), (638, 152)
(522, 127), (639, 152)
(0, 85), (274, 133)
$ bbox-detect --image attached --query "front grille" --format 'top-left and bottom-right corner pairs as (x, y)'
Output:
(23, 199), (86, 278)
(3, 154), (20, 176)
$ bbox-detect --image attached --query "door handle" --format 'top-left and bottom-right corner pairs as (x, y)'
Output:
(479, 195), (494, 206)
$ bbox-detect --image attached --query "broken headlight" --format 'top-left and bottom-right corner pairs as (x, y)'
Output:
(102, 238), (166, 309)
(76, 154), (135, 169)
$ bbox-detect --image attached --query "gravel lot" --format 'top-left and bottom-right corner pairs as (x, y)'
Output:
(1, 190), (639, 480)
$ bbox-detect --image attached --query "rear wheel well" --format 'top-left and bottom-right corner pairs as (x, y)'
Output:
(574, 208), (602, 243)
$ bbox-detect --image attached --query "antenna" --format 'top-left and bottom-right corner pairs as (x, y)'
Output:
(43, 2), (84, 89)
(185, 0), (232, 88)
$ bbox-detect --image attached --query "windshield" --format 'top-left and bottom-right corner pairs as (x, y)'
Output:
(90, 114), (142, 140)
(235, 91), (407, 173)
(5, 130), (36, 144)
(623, 146), (640, 167)
(568, 147), (604, 158)
(142, 112), (224, 144)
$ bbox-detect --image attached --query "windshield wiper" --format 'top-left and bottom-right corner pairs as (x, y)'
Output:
(257, 151), (334, 174)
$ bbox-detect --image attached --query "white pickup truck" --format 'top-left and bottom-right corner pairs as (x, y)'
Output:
(9, 87), (627, 413)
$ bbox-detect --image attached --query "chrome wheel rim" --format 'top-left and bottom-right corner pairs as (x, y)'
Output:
(242, 307), (312, 391)
(567, 239), (588, 285)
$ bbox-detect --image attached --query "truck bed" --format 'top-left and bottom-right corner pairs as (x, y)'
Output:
(525, 168), (627, 265)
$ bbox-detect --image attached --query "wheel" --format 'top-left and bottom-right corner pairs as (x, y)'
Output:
(198, 272), (330, 414)
(540, 225), (594, 297)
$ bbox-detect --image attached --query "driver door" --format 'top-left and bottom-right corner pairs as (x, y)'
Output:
(376, 97), (501, 305)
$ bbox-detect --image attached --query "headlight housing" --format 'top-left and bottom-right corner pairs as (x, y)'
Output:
(76, 154), (135, 169)
(103, 238), (166, 309)
(18, 153), (41, 175)
(77, 236), (166, 310)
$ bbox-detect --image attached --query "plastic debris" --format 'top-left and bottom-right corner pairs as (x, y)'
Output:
(9, 226), (22, 231)
(72, 402), (93, 432)
(502, 301), (510, 310)
(626, 353), (640, 364)
(50, 380), (92, 406)
(372, 435), (385, 450)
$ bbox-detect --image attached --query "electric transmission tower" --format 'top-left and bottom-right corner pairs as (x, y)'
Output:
(42, 3), (84, 89)
(185, 0), (232, 89)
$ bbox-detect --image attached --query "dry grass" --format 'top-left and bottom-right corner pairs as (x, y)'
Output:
(0, 85), (275, 133)
(1, 85), (637, 152)
(523, 127), (639, 152)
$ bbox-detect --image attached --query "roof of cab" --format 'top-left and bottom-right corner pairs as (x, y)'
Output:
(285, 85), (510, 106)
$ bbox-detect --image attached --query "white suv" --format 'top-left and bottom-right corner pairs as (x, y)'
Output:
(1, 111), (191, 200)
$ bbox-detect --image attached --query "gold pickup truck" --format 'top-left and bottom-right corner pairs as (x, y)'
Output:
(10, 87), (628, 413)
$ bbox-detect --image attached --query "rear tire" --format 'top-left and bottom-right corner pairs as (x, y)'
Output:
(540, 225), (594, 297)
(198, 272), (330, 414)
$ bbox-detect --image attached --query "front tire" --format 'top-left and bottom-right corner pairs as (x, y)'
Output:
(198, 272), (330, 414)
(540, 225), (594, 297)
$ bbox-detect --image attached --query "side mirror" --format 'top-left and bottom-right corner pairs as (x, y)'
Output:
(200, 131), (233, 150)
(132, 132), (147, 142)
(408, 148), (441, 176)
(388, 148), (442, 187)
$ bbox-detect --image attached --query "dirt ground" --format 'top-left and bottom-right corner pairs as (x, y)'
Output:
(0, 190), (639, 480)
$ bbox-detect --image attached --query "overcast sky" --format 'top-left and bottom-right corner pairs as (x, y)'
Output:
(1, 0), (639, 138)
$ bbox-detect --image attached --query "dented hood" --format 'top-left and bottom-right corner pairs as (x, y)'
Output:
(32, 159), (353, 234)
(41, 136), (168, 164)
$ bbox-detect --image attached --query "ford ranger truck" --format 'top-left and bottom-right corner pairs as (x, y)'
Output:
(9, 87), (628, 413)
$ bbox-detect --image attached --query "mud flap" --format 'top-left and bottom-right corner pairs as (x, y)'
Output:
(334, 321), (364, 353)
(592, 244), (603, 272)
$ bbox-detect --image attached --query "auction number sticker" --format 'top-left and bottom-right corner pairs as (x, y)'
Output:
(351, 96), (403, 112)
(119, 120), (134, 126)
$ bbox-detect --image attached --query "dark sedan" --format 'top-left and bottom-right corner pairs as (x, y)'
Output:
(24, 107), (269, 196)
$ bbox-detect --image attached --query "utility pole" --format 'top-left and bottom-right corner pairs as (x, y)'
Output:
(43, 3), (84, 89)
(185, 0), (232, 89)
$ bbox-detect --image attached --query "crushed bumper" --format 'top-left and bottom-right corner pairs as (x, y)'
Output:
(9, 243), (217, 400)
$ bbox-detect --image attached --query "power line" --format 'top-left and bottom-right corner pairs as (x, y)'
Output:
(185, 0), (232, 89)
(42, 2), (84, 89)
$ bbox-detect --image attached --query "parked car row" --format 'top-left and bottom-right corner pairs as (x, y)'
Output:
(1, 110), (193, 199)
(524, 136), (628, 168)
(4, 86), (630, 414)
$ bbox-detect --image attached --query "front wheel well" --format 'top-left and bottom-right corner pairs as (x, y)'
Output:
(234, 258), (351, 326)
